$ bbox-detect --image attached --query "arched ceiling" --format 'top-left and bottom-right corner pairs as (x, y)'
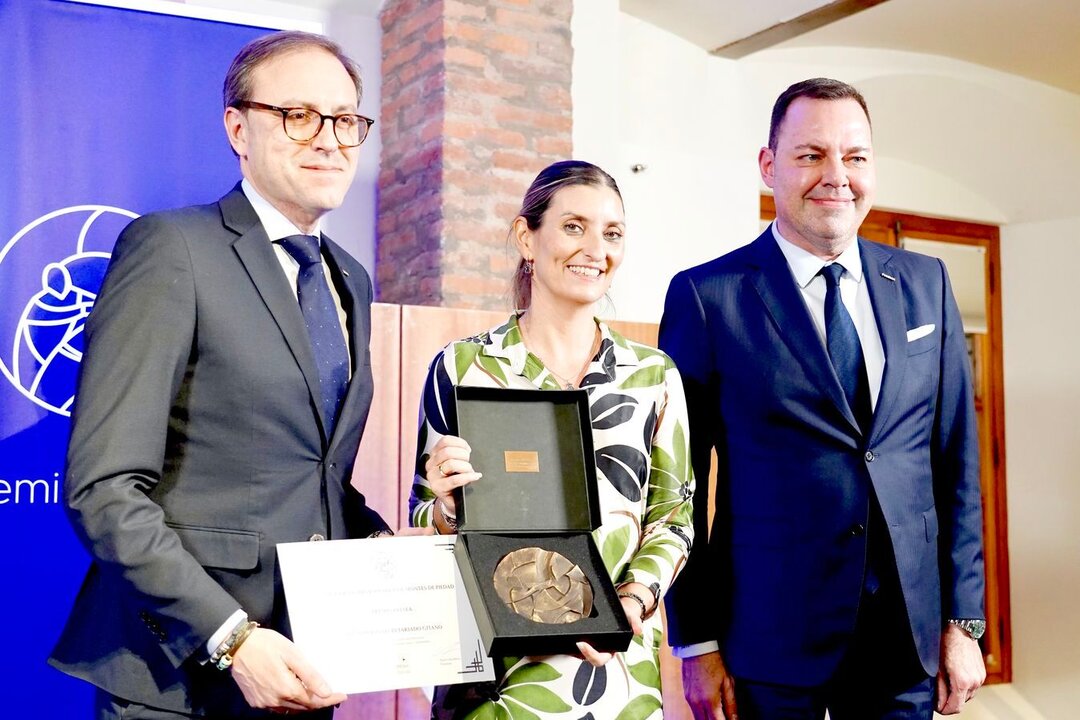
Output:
(623, 0), (1080, 95)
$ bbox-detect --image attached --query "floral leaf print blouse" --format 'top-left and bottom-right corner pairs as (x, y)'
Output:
(411, 314), (695, 720)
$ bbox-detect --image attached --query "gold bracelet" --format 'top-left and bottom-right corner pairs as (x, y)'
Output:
(216, 620), (259, 671)
(210, 618), (247, 666)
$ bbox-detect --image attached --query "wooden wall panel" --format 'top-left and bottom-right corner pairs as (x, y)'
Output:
(351, 302), (404, 529)
(607, 318), (659, 347)
(341, 303), (403, 720)
(398, 305), (505, 527)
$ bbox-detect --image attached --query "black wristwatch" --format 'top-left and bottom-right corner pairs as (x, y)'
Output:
(947, 618), (986, 640)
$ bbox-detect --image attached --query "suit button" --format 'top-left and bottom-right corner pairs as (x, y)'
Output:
(849, 524), (866, 537)
(309, 533), (326, 542)
(864, 450), (875, 462)
(329, 462), (337, 469)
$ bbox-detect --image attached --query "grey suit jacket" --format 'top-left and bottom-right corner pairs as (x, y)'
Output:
(50, 185), (388, 716)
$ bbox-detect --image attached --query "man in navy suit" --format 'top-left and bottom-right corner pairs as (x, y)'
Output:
(50, 32), (392, 718)
(660, 78), (986, 719)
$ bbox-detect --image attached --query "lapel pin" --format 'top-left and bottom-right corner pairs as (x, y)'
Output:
(880, 272), (896, 282)
(342, 269), (350, 277)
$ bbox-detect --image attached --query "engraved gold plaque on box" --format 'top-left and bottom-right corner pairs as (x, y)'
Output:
(504, 450), (540, 473)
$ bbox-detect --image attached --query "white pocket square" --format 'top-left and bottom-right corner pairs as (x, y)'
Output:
(907, 324), (935, 342)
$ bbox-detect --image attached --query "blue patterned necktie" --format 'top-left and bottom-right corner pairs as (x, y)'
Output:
(278, 234), (349, 436)
(820, 263), (871, 432)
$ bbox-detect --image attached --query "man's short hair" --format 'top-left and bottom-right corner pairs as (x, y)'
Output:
(768, 78), (871, 150)
(223, 30), (362, 109)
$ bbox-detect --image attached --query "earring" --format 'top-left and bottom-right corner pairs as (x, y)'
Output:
(523, 259), (534, 275)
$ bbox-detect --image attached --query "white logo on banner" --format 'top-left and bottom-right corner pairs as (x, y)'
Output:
(0, 206), (139, 416)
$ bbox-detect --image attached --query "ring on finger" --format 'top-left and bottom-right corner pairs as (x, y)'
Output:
(439, 461), (449, 476)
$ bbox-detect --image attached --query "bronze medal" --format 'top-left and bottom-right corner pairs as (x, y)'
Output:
(493, 548), (593, 624)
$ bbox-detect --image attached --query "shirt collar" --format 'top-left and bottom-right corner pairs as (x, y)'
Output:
(771, 221), (863, 288)
(479, 313), (640, 387)
(476, 314), (529, 377)
(241, 178), (323, 242)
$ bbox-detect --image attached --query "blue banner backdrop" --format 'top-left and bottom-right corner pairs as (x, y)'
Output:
(0, 1), (276, 715)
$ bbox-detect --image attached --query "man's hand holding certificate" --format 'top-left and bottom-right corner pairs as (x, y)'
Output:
(277, 535), (494, 695)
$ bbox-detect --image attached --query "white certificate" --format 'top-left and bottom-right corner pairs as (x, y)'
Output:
(277, 534), (494, 694)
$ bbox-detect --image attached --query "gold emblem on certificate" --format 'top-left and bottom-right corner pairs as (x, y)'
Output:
(493, 548), (593, 623)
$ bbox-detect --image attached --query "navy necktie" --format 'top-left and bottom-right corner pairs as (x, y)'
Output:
(820, 263), (871, 432)
(278, 234), (349, 436)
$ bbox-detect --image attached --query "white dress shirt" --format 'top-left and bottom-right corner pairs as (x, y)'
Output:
(771, 222), (885, 411)
(242, 178), (351, 360)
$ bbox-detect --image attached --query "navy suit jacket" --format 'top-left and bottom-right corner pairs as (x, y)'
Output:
(660, 229), (984, 686)
(50, 185), (388, 716)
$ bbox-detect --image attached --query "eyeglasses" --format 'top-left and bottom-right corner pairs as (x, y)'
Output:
(233, 100), (374, 147)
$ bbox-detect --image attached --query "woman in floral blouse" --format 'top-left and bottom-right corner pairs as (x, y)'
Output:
(410, 160), (695, 720)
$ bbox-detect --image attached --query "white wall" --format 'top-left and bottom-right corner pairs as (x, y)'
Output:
(572, 2), (1080, 717)
(574, 4), (1080, 324)
(574, 8), (760, 323)
(1000, 216), (1080, 720)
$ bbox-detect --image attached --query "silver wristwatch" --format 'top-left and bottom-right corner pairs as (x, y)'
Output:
(947, 618), (986, 640)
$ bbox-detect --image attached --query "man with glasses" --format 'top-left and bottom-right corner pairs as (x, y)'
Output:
(51, 31), (388, 719)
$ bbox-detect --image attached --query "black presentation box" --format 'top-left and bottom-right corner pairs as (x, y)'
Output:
(453, 386), (632, 657)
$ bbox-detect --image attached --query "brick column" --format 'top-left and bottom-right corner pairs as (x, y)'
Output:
(377, 0), (573, 309)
